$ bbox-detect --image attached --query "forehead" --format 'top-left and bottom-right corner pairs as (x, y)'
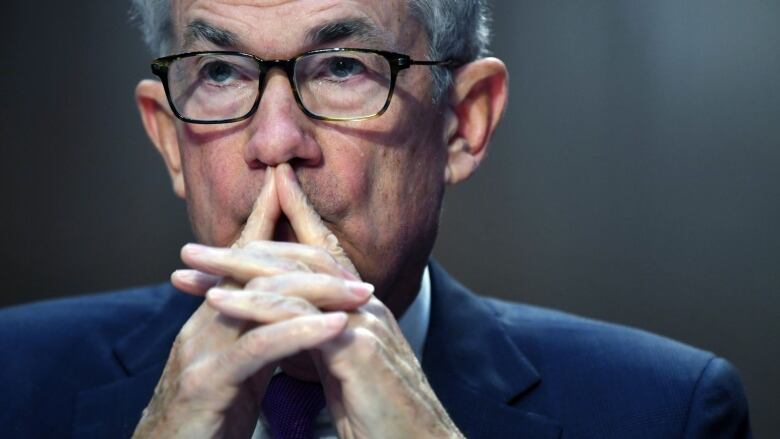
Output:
(171, 0), (419, 56)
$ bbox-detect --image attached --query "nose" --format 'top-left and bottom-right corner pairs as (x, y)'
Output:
(243, 70), (322, 168)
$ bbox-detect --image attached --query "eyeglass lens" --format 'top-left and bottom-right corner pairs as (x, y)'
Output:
(167, 51), (393, 122)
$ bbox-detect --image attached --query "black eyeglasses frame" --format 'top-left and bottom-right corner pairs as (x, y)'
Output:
(150, 47), (457, 124)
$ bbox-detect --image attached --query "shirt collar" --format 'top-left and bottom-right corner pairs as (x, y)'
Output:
(396, 265), (431, 362)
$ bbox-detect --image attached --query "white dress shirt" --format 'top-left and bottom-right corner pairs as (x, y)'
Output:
(252, 266), (432, 439)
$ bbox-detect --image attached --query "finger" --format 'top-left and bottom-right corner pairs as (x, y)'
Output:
(171, 269), (222, 296)
(245, 273), (373, 310)
(244, 240), (357, 279)
(180, 243), (311, 284)
(234, 167), (281, 248)
(214, 312), (349, 384)
(318, 326), (393, 381)
(206, 287), (320, 322)
(275, 162), (359, 278)
(206, 274), (373, 322)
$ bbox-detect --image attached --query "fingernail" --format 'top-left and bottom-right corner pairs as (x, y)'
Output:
(345, 280), (374, 298)
(323, 312), (348, 329)
(207, 288), (235, 301)
(172, 269), (201, 286)
(172, 269), (195, 280)
(182, 243), (205, 256)
(183, 243), (220, 258)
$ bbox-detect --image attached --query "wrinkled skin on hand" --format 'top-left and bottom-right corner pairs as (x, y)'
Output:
(132, 164), (463, 438)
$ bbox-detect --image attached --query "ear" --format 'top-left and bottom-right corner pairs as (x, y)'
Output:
(135, 79), (186, 199)
(444, 57), (508, 185)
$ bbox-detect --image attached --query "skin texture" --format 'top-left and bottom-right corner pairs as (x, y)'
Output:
(133, 0), (508, 437)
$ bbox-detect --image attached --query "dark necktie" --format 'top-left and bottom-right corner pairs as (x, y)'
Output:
(261, 373), (326, 439)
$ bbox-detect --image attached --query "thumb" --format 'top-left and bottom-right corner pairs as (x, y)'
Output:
(275, 163), (360, 279)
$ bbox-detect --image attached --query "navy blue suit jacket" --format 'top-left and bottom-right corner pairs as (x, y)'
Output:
(0, 261), (750, 438)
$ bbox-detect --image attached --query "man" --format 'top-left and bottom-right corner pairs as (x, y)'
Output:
(0, 0), (750, 438)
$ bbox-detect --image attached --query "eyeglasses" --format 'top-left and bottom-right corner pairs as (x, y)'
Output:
(151, 48), (456, 124)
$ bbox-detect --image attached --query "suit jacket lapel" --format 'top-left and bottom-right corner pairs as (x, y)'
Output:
(73, 286), (202, 439)
(423, 261), (561, 438)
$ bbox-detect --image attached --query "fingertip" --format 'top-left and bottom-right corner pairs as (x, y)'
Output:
(275, 163), (301, 202)
(171, 271), (200, 296)
(323, 311), (349, 331)
(180, 242), (204, 259)
(277, 162), (294, 180)
(172, 269), (221, 296)
(345, 280), (374, 298)
(205, 287), (232, 302)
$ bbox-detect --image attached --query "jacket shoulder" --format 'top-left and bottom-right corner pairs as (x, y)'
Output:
(486, 298), (751, 437)
(488, 298), (713, 372)
(0, 284), (175, 351)
(0, 284), (177, 437)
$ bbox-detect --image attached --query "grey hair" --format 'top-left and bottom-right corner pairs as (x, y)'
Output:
(129, 0), (491, 101)
(407, 0), (492, 102)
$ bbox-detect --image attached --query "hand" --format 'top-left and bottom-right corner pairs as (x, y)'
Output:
(168, 164), (464, 438)
(132, 166), (365, 438)
(314, 299), (462, 439)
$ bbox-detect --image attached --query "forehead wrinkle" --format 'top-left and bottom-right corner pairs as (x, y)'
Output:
(305, 17), (393, 49)
(174, 0), (414, 57)
(183, 19), (241, 50)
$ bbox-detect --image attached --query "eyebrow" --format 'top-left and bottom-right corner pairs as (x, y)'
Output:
(304, 18), (391, 48)
(183, 20), (240, 50)
(181, 17), (391, 53)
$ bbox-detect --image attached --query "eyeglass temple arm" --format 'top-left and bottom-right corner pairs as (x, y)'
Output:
(408, 59), (463, 68)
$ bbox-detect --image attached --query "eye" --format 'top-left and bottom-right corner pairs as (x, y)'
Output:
(202, 61), (235, 83)
(325, 57), (366, 79)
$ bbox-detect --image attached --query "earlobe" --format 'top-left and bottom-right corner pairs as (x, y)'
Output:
(444, 58), (509, 185)
(135, 79), (186, 198)
(444, 137), (478, 184)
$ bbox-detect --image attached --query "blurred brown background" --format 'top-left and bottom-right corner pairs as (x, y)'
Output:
(2, 0), (778, 435)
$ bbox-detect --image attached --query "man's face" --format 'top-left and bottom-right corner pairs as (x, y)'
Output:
(169, 0), (448, 296)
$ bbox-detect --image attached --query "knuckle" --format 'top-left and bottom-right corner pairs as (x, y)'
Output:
(176, 365), (207, 400)
(363, 301), (391, 319)
(310, 246), (332, 264)
(282, 296), (317, 315)
(176, 338), (199, 364)
(226, 247), (243, 260)
(256, 292), (286, 309)
(351, 327), (381, 359)
(244, 329), (270, 355)
(375, 304), (394, 321)
(292, 259), (314, 273)
(171, 328), (202, 364)
(358, 312), (383, 331)
(308, 272), (333, 286)
(176, 321), (196, 341)
(220, 341), (251, 369)
(323, 233), (347, 257)
(246, 276), (270, 290)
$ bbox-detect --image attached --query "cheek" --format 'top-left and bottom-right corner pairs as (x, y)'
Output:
(178, 127), (258, 245)
(298, 135), (373, 221)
